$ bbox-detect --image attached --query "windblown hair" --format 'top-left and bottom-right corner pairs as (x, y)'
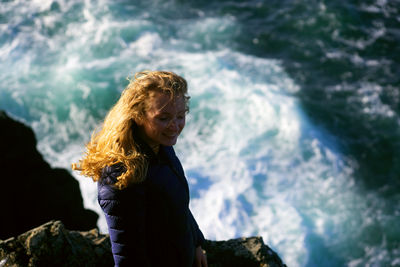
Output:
(72, 71), (190, 189)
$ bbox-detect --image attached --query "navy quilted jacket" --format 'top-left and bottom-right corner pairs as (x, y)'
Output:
(98, 143), (205, 267)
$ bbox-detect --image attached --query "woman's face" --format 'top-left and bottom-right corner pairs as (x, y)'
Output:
(137, 91), (186, 150)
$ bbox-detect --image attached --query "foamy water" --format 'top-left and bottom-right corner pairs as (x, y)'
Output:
(1, 1), (399, 266)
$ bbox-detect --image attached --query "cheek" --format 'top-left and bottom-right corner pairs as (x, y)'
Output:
(151, 121), (169, 133)
(179, 119), (186, 130)
(143, 121), (161, 136)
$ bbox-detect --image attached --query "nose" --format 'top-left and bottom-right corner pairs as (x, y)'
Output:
(167, 118), (179, 131)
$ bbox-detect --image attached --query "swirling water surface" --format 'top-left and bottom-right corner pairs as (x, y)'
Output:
(1, 1), (399, 266)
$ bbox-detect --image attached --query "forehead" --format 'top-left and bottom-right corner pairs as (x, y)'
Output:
(147, 91), (185, 113)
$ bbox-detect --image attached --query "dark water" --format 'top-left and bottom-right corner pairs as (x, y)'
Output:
(188, 0), (400, 188)
(1, 0), (399, 266)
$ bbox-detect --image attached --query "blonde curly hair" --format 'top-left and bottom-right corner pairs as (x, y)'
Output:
(72, 71), (190, 189)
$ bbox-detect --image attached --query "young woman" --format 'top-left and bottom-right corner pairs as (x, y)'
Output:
(73, 71), (207, 267)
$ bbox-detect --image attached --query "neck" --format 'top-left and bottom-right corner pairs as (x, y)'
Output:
(151, 144), (160, 154)
(131, 122), (159, 156)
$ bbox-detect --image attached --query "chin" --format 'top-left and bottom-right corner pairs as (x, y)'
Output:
(163, 141), (177, 147)
(162, 138), (178, 147)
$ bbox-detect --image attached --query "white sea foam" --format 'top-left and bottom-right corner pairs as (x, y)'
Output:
(163, 51), (347, 266)
(1, 1), (397, 266)
(0, 5), (349, 264)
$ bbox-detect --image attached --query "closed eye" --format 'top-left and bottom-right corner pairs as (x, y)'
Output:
(177, 112), (186, 120)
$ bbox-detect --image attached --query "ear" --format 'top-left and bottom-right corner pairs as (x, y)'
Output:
(133, 116), (144, 126)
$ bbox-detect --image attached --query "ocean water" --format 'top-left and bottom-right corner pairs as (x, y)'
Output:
(1, 0), (399, 266)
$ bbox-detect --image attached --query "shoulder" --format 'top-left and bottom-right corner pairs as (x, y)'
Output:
(98, 164), (146, 200)
(97, 164), (126, 200)
(100, 163), (126, 185)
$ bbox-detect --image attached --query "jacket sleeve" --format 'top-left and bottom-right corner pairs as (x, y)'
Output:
(189, 209), (206, 247)
(98, 167), (149, 267)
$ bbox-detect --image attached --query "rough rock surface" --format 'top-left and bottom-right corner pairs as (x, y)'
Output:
(204, 237), (287, 267)
(0, 221), (112, 267)
(0, 111), (98, 240)
(0, 221), (286, 267)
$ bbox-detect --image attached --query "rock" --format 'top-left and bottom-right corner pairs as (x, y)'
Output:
(0, 221), (112, 267)
(0, 221), (286, 267)
(203, 237), (287, 267)
(0, 111), (98, 240)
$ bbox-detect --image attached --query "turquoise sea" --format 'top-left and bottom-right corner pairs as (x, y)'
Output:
(1, 0), (399, 266)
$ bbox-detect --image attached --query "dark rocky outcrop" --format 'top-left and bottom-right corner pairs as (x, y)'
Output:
(0, 221), (112, 267)
(0, 111), (98, 240)
(0, 220), (286, 267)
(203, 237), (287, 267)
